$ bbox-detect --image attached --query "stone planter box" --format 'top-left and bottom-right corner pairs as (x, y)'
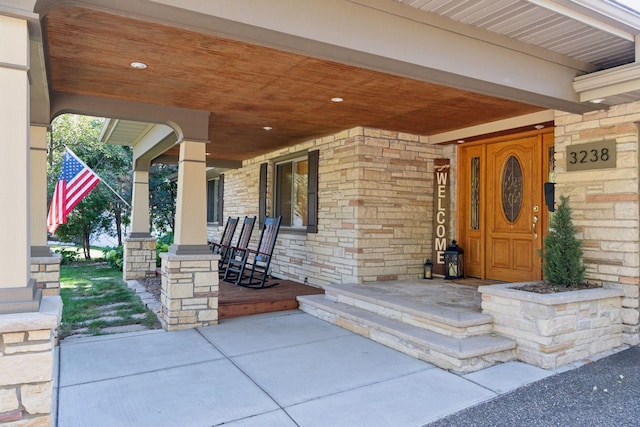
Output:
(479, 282), (624, 370)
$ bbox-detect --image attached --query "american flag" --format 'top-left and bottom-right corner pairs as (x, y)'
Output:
(47, 149), (101, 235)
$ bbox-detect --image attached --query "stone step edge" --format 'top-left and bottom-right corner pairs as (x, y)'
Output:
(297, 295), (515, 360)
(323, 284), (493, 329)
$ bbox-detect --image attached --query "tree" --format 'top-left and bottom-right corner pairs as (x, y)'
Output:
(149, 163), (177, 235)
(48, 114), (133, 258)
(539, 195), (586, 287)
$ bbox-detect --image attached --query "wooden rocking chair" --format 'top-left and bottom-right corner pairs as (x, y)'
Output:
(221, 216), (256, 279)
(209, 217), (239, 269)
(224, 216), (282, 289)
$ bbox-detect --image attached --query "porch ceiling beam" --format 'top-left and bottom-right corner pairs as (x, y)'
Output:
(38, 0), (600, 113)
(429, 110), (557, 145)
(152, 154), (242, 170)
(150, 0), (593, 113)
(50, 92), (210, 142)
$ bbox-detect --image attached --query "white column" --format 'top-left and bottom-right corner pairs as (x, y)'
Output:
(170, 140), (209, 254)
(30, 125), (52, 256)
(130, 169), (151, 237)
(0, 14), (39, 310)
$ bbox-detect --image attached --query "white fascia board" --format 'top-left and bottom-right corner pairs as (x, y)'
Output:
(149, 0), (591, 111)
(573, 61), (640, 101)
(429, 110), (557, 145)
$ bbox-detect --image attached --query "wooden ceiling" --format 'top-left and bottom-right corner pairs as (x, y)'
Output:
(44, 5), (544, 162)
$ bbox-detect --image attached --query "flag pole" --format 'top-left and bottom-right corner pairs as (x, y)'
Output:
(65, 147), (132, 209)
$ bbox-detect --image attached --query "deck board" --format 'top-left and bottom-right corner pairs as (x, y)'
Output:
(218, 279), (324, 320)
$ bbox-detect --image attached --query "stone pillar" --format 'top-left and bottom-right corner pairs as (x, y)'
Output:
(0, 14), (40, 313)
(160, 140), (218, 330)
(30, 125), (62, 295)
(123, 168), (156, 280)
(123, 238), (157, 280)
(0, 296), (62, 425)
(160, 252), (218, 330)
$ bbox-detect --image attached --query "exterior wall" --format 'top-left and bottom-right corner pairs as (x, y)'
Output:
(554, 103), (640, 345)
(210, 127), (454, 286)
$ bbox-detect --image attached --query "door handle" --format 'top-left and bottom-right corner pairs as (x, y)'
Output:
(533, 215), (539, 239)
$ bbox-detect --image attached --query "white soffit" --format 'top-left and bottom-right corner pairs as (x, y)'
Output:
(394, 0), (639, 70)
(100, 119), (156, 146)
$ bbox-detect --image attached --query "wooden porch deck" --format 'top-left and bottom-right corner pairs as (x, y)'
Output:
(218, 279), (324, 320)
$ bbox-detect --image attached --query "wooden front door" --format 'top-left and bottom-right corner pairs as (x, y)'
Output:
(459, 130), (553, 282)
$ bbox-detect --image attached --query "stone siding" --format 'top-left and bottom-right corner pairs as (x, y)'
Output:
(123, 238), (157, 280)
(159, 253), (219, 331)
(30, 255), (61, 296)
(0, 296), (61, 425)
(480, 283), (623, 369)
(210, 127), (453, 286)
(555, 104), (640, 345)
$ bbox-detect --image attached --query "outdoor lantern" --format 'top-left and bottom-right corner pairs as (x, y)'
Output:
(423, 258), (433, 279)
(444, 240), (464, 280)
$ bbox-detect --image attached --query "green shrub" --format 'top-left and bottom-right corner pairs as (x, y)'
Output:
(53, 247), (79, 265)
(156, 233), (173, 267)
(105, 246), (124, 271)
(538, 195), (586, 287)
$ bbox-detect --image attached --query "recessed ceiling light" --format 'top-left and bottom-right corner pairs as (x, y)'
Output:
(331, 97), (344, 103)
(534, 125), (545, 130)
(130, 61), (148, 69)
(263, 126), (273, 131)
(457, 140), (465, 144)
(589, 98), (605, 104)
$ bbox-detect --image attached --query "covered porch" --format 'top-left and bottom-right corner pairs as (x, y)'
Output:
(3, 0), (640, 423)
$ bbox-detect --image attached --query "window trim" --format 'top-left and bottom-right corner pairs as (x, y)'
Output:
(268, 149), (319, 234)
(206, 176), (224, 225)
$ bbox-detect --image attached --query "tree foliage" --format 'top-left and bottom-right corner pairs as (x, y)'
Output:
(539, 195), (586, 287)
(149, 163), (177, 235)
(48, 115), (133, 258)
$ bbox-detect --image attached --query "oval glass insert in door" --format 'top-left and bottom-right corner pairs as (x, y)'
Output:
(501, 155), (523, 222)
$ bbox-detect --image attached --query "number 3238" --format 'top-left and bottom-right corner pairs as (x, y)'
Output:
(568, 148), (610, 164)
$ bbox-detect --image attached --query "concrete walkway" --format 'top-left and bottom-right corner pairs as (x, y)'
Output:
(55, 310), (592, 427)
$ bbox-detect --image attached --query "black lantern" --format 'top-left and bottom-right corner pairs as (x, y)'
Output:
(444, 240), (464, 280)
(423, 258), (433, 279)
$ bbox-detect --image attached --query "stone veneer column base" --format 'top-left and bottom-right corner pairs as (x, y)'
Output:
(159, 252), (219, 331)
(0, 296), (62, 424)
(123, 237), (157, 281)
(480, 283), (624, 370)
(30, 255), (62, 297)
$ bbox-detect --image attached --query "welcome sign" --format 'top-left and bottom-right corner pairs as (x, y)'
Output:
(432, 159), (450, 276)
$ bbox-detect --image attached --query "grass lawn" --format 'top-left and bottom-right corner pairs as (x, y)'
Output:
(59, 262), (160, 339)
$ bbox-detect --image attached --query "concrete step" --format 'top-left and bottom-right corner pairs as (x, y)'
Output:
(298, 294), (515, 373)
(323, 284), (494, 339)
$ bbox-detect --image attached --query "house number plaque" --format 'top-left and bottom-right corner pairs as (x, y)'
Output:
(566, 140), (616, 172)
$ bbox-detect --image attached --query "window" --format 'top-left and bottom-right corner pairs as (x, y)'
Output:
(276, 157), (308, 227)
(269, 150), (318, 232)
(206, 175), (224, 224)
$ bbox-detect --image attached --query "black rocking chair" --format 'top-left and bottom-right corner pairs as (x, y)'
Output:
(224, 216), (282, 289)
(221, 216), (256, 279)
(209, 217), (239, 269)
